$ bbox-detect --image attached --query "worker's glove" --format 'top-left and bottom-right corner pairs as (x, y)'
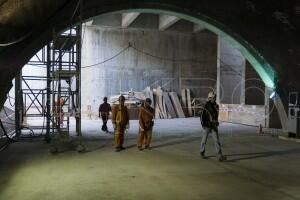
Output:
(125, 124), (129, 130)
(113, 123), (116, 129)
(140, 128), (145, 132)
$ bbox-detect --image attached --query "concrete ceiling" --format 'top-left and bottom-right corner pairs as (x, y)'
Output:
(91, 13), (204, 34)
(0, 0), (299, 107)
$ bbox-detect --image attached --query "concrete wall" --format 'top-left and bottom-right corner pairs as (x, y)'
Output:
(219, 104), (266, 127)
(81, 25), (217, 116)
(219, 38), (245, 104)
(245, 61), (265, 105)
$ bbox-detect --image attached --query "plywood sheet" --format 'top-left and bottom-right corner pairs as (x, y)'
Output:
(169, 92), (185, 118)
(163, 92), (177, 118)
(186, 89), (192, 117)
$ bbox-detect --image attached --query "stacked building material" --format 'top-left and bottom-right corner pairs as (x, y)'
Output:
(181, 88), (193, 117)
(144, 86), (186, 119)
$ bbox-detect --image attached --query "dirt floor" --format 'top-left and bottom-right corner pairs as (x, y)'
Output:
(0, 118), (299, 200)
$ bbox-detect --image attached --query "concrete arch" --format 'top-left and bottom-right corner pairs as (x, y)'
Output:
(1, 0), (297, 128)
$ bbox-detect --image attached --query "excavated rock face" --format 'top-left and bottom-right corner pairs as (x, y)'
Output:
(0, 0), (299, 108)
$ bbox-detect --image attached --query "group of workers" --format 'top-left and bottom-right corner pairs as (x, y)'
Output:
(99, 91), (226, 161)
(99, 95), (154, 152)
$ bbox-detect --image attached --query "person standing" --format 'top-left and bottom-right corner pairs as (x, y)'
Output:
(137, 98), (155, 150)
(200, 91), (226, 162)
(111, 95), (130, 152)
(99, 97), (111, 132)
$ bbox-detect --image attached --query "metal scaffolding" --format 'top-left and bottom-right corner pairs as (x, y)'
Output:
(15, 26), (82, 143)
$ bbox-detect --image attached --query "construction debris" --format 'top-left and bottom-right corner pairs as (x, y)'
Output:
(108, 86), (192, 119)
(186, 88), (193, 117)
(169, 92), (185, 118)
(144, 86), (186, 119)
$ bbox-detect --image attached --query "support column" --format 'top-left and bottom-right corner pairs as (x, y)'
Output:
(216, 36), (221, 104)
(76, 25), (82, 137)
(240, 59), (246, 105)
(14, 71), (22, 137)
(264, 87), (271, 128)
(45, 44), (51, 142)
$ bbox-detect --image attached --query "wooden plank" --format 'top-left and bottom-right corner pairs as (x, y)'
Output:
(169, 92), (185, 118)
(186, 88), (192, 117)
(154, 94), (161, 119)
(155, 87), (166, 118)
(144, 86), (154, 107)
(163, 92), (177, 118)
(161, 96), (169, 119)
(181, 89), (187, 116)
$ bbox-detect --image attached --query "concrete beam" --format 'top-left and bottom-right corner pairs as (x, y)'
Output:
(122, 13), (140, 28)
(159, 15), (180, 31)
(83, 20), (93, 26)
(193, 24), (205, 32)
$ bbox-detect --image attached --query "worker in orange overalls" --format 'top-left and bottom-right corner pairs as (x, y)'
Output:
(137, 98), (155, 150)
(54, 97), (64, 127)
(58, 98), (64, 125)
(111, 95), (130, 152)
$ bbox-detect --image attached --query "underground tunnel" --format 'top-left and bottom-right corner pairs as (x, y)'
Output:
(0, 1), (300, 200)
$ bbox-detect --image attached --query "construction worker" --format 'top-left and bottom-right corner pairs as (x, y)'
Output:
(53, 97), (64, 127)
(58, 98), (64, 125)
(137, 98), (155, 150)
(99, 97), (111, 132)
(111, 95), (130, 152)
(200, 91), (226, 162)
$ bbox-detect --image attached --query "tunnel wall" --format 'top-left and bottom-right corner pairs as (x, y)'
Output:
(81, 24), (217, 117)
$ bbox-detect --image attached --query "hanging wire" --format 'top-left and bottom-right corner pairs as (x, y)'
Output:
(131, 45), (203, 63)
(0, 32), (32, 47)
(81, 44), (131, 68)
(7, 95), (15, 107)
(2, 107), (15, 121)
(0, 119), (16, 142)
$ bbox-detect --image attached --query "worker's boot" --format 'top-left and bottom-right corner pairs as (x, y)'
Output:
(115, 147), (121, 152)
(120, 146), (126, 150)
(145, 145), (152, 150)
(218, 154), (227, 162)
(138, 146), (143, 151)
(200, 151), (207, 159)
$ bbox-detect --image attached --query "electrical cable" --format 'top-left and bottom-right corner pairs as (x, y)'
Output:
(0, 119), (16, 142)
(0, 32), (32, 47)
(2, 107), (15, 121)
(7, 95), (15, 107)
(81, 44), (131, 69)
(80, 43), (245, 75)
(131, 45), (204, 63)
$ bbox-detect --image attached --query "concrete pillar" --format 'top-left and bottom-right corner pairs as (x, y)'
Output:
(264, 87), (271, 128)
(216, 37), (221, 104)
(240, 59), (246, 104)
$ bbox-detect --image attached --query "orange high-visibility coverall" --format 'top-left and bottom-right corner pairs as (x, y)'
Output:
(111, 105), (130, 148)
(137, 105), (155, 148)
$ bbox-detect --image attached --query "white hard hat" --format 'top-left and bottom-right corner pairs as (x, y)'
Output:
(208, 91), (216, 98)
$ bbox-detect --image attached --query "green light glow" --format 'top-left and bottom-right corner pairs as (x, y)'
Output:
(108, 9), (276, 89)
